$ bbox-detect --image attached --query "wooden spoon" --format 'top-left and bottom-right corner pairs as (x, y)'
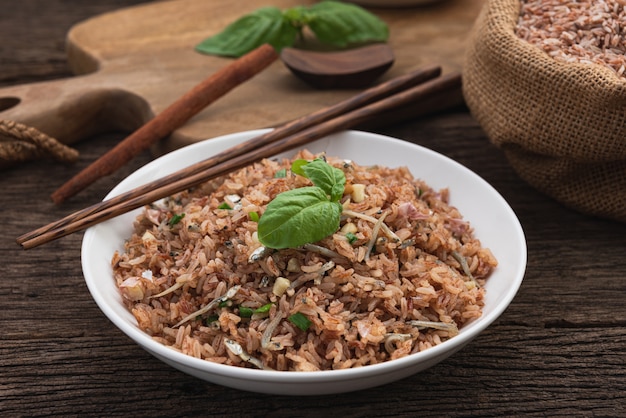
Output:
(280, 43), (395, 89)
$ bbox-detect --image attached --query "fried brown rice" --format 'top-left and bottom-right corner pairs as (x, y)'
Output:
(111, 150), (497, 371)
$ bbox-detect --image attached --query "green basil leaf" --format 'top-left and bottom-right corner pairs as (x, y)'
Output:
(301, 159), (346, 202)
(307, 1), (389, 48)
(282, 6), (310, 27)
(258, 187), (342, 249)
(195, 7), (298, 57)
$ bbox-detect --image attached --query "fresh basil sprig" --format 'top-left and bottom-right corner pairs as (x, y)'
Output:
(196, 1), (389, 58)
(257, 159), (346, 249)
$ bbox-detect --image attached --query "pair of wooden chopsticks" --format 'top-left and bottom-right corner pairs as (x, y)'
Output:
(17, 66), (461, 249)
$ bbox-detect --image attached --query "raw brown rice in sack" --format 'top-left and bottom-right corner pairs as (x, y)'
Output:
(463, 0), (626, 222)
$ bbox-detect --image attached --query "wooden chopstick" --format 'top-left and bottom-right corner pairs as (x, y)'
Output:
(17, 64), (441, 247)
(18, 68), (461, 250)
(17, 65), (442, 246)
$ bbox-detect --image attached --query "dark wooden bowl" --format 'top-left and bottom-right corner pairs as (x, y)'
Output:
(280, 44), (395, 89)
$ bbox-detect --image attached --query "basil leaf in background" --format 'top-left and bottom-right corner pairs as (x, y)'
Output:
(195, 7), (298, 57)
(282, 5), (310, 29)
(307, 1), (389, 48)
(195, 2), (388, 58)
(301, 159), (346, 202)
(258, 187), (342, 249)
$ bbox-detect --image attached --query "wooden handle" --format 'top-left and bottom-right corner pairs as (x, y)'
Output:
(0, 76), (152, 145)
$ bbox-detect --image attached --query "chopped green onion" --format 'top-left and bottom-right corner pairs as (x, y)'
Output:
(288, 312), (312, 331)
(345, 232), (358, 244)
(249, 211), (260, 222)
(239, 306), (254, 318)
(218, 300), (232, 308)
(168, 213), (185, 226)
(239, 302), (273, 318)
(255, 303), (273, 314)
(218, 202), (232, 210)
(274, 168), (287, 178)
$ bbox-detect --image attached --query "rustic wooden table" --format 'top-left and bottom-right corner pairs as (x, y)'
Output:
(2, 1), (625, 416)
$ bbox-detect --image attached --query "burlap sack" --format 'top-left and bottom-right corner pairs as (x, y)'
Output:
(463, 0), (626, 223)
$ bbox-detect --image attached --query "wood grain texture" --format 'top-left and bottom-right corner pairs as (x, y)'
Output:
(1, 1), (626, 417)
(0, 0), (483, 155)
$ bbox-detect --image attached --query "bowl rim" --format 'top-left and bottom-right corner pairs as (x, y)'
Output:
(82, 129), (526, 383)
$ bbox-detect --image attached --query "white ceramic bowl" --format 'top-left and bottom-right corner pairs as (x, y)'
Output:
(82, 129), (526, 395)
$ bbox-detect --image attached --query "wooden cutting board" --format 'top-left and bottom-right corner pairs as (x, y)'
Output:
(0, 0), (485, 155)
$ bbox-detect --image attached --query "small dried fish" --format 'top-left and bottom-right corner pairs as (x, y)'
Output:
(225, 194), (242, 210)
(398, 239), (416, 249)
(151, 281), (184, 299)
(365, 211), (388, 261)
(342, 209), (401, 243)
(302, 243), (342, 259)
(451, 251), (476, 284)
(383, 333), (413, 354)
(261, 312), (284, 349)
(289, 260), (335, 289)
(224, 339), (272, 370)
(174, 285), (241, 327)
(408, 320), (459, 336)
(249, 246), (272, 262)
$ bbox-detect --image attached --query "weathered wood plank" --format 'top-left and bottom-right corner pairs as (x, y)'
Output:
(2, 1), (626, 416)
